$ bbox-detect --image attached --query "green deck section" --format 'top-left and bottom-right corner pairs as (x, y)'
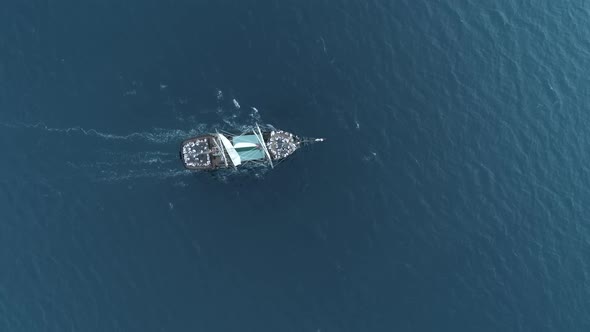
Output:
(232, 135), (265, 161)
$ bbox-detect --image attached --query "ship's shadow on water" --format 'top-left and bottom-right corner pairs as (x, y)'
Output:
(0, 93), (275, 183)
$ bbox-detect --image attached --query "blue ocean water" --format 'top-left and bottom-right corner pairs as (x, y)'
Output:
(1, 0), (590, 331)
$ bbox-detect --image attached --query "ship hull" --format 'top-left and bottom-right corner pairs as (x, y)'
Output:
(180, 126), (308, 171)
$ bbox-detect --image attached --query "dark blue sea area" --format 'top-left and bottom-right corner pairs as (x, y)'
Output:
(1, 0), (590, 331)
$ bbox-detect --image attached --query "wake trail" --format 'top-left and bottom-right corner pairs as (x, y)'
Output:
(3, 91), (270, 182)
(94, 168), (193, 182)
(71, 157), (176, 169)
(0, 121), (206, 144)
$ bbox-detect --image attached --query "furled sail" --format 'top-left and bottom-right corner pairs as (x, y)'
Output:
(217, 134), (241, 166)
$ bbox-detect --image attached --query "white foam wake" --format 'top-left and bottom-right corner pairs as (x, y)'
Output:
(95, 168), (193, 182)
(0, 121), (207, 144)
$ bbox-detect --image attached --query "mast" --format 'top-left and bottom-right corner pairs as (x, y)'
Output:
(255, 123), (274, 168)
